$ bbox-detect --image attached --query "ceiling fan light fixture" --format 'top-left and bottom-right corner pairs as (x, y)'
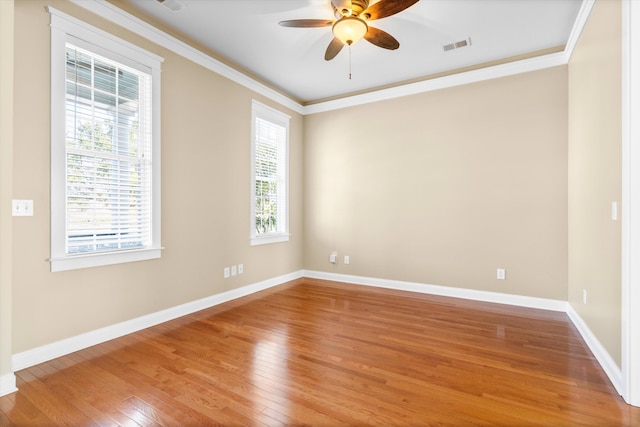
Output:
(332, 16), (368, 45)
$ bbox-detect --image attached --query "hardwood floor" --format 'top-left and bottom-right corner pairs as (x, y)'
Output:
(1, 278), (639, 426)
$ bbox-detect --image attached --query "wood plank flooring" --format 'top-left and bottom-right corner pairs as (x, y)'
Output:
(1, 278), (639, 426)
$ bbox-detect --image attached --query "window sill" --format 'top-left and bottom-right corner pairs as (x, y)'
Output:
(50, 247), (162, 272)
(250, 233), (290, 246)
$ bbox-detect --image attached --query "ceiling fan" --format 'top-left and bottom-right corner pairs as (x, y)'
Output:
(279, 0), (420, 61)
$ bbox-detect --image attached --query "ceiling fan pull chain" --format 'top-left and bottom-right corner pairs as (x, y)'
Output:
(349, 44), (352, 80)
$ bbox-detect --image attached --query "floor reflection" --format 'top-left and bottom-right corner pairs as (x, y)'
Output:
(251, 324), (290, 422)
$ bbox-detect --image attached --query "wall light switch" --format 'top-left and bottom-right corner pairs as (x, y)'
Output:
(497, 268), (506, 280)
(231, 265), (237, 276)
(224, 267), (230, 278)
(612, 201), (618, 221)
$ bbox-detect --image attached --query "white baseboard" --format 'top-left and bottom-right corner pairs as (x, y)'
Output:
(12, 270), (303, 372)
(305, 270), (624, 397)
(566, 304), (623, 396)
(9, 269), (623, 403)
(303, 270), (568, 312)
(0, 373), (17, 397)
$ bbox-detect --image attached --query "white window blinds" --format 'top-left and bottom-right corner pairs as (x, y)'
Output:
(251, 100), (290, 245)
(49, 7), (162, 272)
(64, 44), (152, 255)
(255, 116), (286, 234)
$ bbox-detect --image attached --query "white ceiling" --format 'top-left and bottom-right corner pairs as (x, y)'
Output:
(124, 0), (583, 103)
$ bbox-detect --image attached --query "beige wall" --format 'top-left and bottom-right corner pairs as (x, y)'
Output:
(11, 0), (303, 353)
(7, 0), (625, 379)
(1, 0), (14, 380)
(568, 0), (622, 366)
(304, 67), (569, 300)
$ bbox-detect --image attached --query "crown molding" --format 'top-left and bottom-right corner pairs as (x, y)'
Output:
(564, 0), (596, 63)
(304, 0), (594, 114)
(69, 0), (304, 114)
(303, 52), (568, 114)
(72, 0), (593, 116)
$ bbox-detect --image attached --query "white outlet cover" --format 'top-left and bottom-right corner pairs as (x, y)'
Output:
(12, 199), (34, 216)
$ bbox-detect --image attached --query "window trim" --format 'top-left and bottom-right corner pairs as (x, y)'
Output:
(48, 7), (163, 272)
(250, 100), (290, 246)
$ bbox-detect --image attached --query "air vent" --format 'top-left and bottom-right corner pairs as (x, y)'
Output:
(443, 37), (472, 52)
(155, 0), (185, 12)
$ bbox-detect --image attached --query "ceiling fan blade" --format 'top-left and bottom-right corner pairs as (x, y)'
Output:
(331, 0), (353, 15)
(364, 26), (400, 50)
(278, 19), (333, 28)
(361, 0), (420, 20)
(325, 37), (345, 61)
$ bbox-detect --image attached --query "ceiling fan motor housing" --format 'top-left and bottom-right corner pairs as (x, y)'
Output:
(336, 0), (370, 18)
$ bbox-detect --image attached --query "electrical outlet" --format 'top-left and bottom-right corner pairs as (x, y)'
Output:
(344, 255), (350, 265)
(224, 267), (230, 278)
(497, 268), (506, 280)
(231, 265), (237, 276)
(12, 199), (33, 216)
(238, 264), (244, 274)
(583, 289), (587, 304)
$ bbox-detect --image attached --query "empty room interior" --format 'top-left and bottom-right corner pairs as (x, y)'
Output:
(1, 0), (640, 425)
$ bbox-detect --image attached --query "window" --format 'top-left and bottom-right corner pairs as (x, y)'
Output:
(250, 100), (290, 245)
(49, 8), (163, 272)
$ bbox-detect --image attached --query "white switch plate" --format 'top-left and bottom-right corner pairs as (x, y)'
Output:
(224, 267), (230, 278)
(238, 264), (244, 274)
(12, 199), (33, 216)
(344, 255), (350, 265)
(231, 265), (237, 276)
(612, 202), (618, 221)
(497, 268), (506, 280)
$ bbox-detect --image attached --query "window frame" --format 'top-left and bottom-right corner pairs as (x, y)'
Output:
(49, 8), (163, 272)
(250, 100), (290, 246)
